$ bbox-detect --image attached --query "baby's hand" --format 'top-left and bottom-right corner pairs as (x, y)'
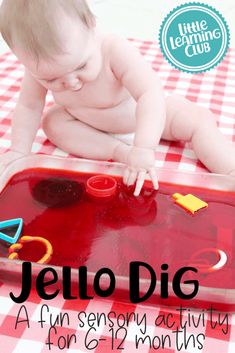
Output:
(123, 146), (158, 196)
(0, 150), (27, 174)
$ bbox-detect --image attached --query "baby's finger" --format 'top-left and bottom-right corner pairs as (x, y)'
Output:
(134, 170), (146, 196)
(123, 167), (130, 185)
(149, 168), (159, 190)
(127, 170), (138, 186)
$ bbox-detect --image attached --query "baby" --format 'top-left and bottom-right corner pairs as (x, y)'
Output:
(0, 0), (234, 196)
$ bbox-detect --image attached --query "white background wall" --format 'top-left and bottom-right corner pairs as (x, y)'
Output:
(0, 0), (234, 54)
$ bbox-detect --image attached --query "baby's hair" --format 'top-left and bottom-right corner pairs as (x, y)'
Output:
(0, 0), (95, 60)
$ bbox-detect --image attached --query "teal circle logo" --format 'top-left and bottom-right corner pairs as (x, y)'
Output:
(159, 3), (230, 73)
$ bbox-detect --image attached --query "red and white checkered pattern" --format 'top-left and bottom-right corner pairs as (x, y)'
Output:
(0, 40), (235, 352)
(1, 281), (235, 353)
(0, 41), (235, 171)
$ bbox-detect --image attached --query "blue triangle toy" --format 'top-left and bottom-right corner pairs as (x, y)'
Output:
(0, 218), (23, 244)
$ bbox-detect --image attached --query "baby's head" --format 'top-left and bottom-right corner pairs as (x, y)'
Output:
(0, 0), (102, 91)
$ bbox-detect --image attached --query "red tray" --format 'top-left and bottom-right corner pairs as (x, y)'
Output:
(0, 155), (234, 311)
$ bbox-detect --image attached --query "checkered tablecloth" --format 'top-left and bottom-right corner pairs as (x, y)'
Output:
(0, 40), (235, 353)
(0, 39), (235, 172)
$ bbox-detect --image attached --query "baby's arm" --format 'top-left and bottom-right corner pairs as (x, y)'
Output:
(110, 37), (166, 195)
(0, 70), (47, 171)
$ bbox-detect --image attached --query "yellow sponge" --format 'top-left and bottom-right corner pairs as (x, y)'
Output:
(172, 193), (208, 214)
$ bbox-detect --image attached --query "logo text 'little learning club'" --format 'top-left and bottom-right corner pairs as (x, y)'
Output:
(159, 3), (230, 73)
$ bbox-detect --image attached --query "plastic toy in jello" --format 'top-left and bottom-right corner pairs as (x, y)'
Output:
(189, 248), (227, 273)
(8, 235), (53, 264)
(172, 192), (208, 214)
(86, 174), (117, 198)
(0, 218), (23, 244)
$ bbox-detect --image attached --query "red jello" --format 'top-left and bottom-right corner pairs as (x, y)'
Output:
(0, 167), (234, 309)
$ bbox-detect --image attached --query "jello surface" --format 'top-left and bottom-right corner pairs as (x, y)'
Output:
(0, 168), (234, 290)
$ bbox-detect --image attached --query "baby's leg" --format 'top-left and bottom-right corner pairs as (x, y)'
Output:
(42, 105), (131, 163)
(162, 95), (235, 175)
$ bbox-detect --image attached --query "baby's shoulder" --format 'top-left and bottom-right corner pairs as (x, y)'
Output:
(101, 34), (143, 72)
(101, 34), (133, 57)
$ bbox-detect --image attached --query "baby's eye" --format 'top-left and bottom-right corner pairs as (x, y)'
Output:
(77, 63), (87, 71)
(47, 78), (56, 83)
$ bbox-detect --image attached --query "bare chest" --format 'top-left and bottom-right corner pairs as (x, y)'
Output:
(52, 66), (128, 110)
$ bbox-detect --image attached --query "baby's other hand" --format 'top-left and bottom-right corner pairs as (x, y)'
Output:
(0, 150), (27, 174)
(123, 146), (158, 196)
